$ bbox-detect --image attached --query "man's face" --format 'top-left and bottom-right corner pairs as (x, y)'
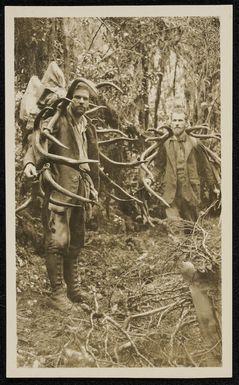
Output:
(71, 88), (90, 117)
(171, 112), (186, 137)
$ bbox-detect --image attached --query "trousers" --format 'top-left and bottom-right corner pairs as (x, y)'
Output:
(166, 198), (198, 222)
(43, 173), (90, 257)
(166, 181), (199, 223)
(44, 204), (86, 257)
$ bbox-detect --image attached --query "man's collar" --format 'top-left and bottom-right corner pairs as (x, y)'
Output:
(169, 132), (187, 142)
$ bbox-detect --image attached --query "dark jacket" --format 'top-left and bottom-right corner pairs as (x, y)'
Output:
(154, 134), (215, 206)
(23, 111), (99, 205)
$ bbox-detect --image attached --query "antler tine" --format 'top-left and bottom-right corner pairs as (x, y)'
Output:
(199, 143), (221, 165)
(189, 133), (221, 140)
(108, 193), (134, 202)
(99, 137), (138, 145)
(140, 163), (154, 181)
(35, 130), (99, 169)
(198, 144), (221, 187)
(185, 125), (210, 134)
(141, 204), (155, 228)
(145, 150), (158, 163)
(96, 129), (128, 138)
(139, 134), (170, 208)
(43, 98), (72, 134)
(39, 179), (83, 208)
(48, 197), (83, 208)
(16, 191), (83, 215)
(100, 169), (143, 205)
(34, 104), (69, 149)
(96, 82), (123, 94)
(142, 178), (170, 207)
(100, 152), (145, 167)
(157, 125), (173, 132)
(145, 131), (170, 142)
(16, 196), (33, 214)
(139, 143), (158, 180)
(42, 167), (97, 204)
(145, 126), (172, 142)
(40, 129), (69, 150)
(140, 128), (171, 164)
(85, 106), (108, 115)
(140, 142), (159, 161)
(34, 107), (54, 131)
(51, 97), (72, 110)
(45, 109), (61, 133)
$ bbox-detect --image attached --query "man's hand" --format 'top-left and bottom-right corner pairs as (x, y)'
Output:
(90, 186), (98, 202)
(24, 163), (38, 179)
(213, 185), (220, 199)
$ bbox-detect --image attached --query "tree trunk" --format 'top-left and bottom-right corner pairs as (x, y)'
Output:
(154, 65), (164, 129)
(61, 18), (71, 85)
(141, 45), (150, 131)
(172, 55), (178, 97)
(48, 19), (56, 61)
(27, 20), (38, 78)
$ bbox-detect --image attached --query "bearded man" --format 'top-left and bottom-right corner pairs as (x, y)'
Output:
(23, 81), (99, 312)
(154, 107), (217, 224)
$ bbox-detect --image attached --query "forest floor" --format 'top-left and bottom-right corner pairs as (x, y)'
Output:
(16, 209), (221, 369)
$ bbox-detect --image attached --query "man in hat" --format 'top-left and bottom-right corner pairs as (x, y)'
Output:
(23, 80), (99, 312)
(153, 106), (217, 226)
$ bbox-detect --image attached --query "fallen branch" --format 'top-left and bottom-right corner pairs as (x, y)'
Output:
(182, 342), (198, 367)
(169, 308), (189, 361)
(103, 315), (154, 367)
(124, 300), (184, 330)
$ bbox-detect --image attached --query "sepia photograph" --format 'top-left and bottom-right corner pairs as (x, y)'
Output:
(5, 5), (232, 378)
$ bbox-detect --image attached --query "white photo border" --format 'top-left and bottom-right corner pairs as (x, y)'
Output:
(5, 5), (232, 378)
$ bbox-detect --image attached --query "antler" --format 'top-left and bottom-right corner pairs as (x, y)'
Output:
(141, 142), (161, 160)
(185, 124), (210, 133)
(40, 129), (69, 150)
(15, 183), (83, 215)
(64, 78), (123, 101)
(34, 130), (99, 170)
(20, 77), (126, 213)
(108, 193), (134, 202)
(38, 179), (83, 208)
(96, 128), (128, 137)
(16, 196), (33, 214)
(96, 81), (123, 94)
(99, 169), (143, 205)
(142, 179), (170, 208)
(189, 133), (221, 140)
(42, 164), (97, 204)
(145, 128), (172, 143)
(100, 152), (145, 167)
(141, 131), (171, 169)
(34, 106), (69, 150)
(185, 125), (221, 140)
(99, 137), (138, 145)
(198, 143), (221, 165)
(85, 106), (108, 115)
(139, 128), (172, 208)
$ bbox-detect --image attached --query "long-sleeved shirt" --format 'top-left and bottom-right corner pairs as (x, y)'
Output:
(66, 107), (90, 172)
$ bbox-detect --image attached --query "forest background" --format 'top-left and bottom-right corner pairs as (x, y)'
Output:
(15, 16), (220, 130)
(14, 17), (222, 369)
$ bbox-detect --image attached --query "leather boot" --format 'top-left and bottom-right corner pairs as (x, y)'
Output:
(46, 253), (73, 312)
(64, 257), (91, 304)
